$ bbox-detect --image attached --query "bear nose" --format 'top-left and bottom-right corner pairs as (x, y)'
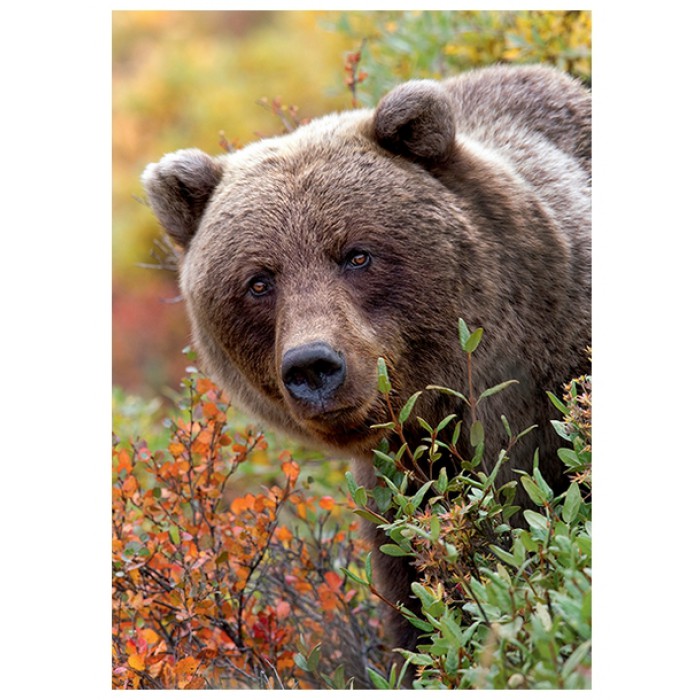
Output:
(281, 342), (346, 406)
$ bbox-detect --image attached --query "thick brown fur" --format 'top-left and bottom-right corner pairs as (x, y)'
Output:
(142, 65), (591, 655)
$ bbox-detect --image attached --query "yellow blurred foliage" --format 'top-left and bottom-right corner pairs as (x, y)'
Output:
(113, 11), (354, 280)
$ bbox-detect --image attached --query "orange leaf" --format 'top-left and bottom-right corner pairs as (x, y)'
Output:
(276, 525), (293, 545)
(318, 586), (340, 613)
(230, 493), (256, 515)
(281, 459), (300, 487)
(117, 449), (132, 474)
(141, 629), (160, 646)
(121, 475), (138, 499)
(318, 495), (335, 511)
(174, 656), (198, 676)
(324, 570), (343, 591)
(196, 377), (216, 394)
(169, 441), (185, 458)
(127, 653), (145, 671)
(202, 401), (219, 420)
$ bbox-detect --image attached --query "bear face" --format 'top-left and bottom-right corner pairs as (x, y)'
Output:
(185, 137), (483, 450)
(142, 64), (591, 653)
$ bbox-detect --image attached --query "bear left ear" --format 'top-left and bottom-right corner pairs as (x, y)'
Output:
(373, 80), (456, 162)
(141, 148), (224, 249)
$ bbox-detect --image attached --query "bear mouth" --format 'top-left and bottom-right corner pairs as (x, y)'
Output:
(299, 401), (387, 451)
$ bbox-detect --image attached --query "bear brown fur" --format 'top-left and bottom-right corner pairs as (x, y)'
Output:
(141, 64), (591, 655)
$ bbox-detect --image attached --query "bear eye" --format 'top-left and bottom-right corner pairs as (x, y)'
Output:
(248, 275), (273, 297)
(344, 250), (371, 271)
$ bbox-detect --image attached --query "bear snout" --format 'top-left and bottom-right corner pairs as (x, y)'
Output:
(281, 342), (347, 410)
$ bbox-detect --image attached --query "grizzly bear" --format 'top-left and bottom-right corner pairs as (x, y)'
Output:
(141, 64), (591, 655)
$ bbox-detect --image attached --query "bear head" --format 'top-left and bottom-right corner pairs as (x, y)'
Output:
(141, 81), (489, 456)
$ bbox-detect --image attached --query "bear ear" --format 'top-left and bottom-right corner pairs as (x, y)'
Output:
(373, 80), (456, 162)
(141, 148), (224, 249)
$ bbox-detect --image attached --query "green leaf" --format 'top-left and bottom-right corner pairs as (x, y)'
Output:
(413, 444), (428, 461)
(367, 668), (390, 689)
(299, 643), (322, 673)
(373, 484), (393, 513)
(370, 421), (396, 431)
(562, 640), (592, 679)
(451, 420), (462, 445)
(551, 419), (573, 441)
(469, 420), (484, 447)
(411, 480), (434, 508)
(437, 467), (448, 494)
(445, 542), (459, 562)
(532, 466), (554, 501)
(436, 413), (457, 433)
(521, 475), (546, 505)
(377, 357), (392, 394)
(445, 646), (459, 675)
(403, 611), (435, 632)
(352, 508), (388, 525)
(294, 643), (321, 673)
(523, 509), (549, 531)
(344, 471), (359, 498)
(372, 449), (396, 468)
(405, 652), (434, 667)
(380, 543), (412, 557)
(483, 449), (507, 489)
(399, 391), (422, 425)
(458, 317), (471, 351)
(547, 390), (568, 415)
(425, 384), (469, 403)
(379, 473), (401, 494)
(331, 665), (346, 689)
(293, 652), (309, 672)
(477, 379), (519, 404)
(168, 525), (180, 545)
(364, 551), (373, 586)
(501, 414), (512, 439)
(515, 423), (538, 441)
(353, 486), (368, 508)
(410, 582), (436, 609)
(394, 443), (408, 464)
(562, 481), (582, 523)
(490, 544), (518, 568)
(558, 448), (582, 468)
(340, 566), (366, 586)
(464, 326), (484, 353)
(416, 416), (433, 434)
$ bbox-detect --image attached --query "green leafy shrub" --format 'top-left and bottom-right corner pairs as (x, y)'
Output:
(339, 322), (592, 689)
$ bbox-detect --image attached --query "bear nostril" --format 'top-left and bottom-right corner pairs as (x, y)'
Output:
(281, 342), (346, 405)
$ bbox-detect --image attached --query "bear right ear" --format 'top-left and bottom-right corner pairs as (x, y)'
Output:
(141, 148), (224, 249)
(373, 80), (456, 162)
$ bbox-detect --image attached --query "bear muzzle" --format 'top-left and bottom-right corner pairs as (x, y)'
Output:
(281, 342), (347, 413)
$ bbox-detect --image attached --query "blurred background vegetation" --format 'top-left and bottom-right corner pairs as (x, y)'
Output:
(113, 9), (591, 400)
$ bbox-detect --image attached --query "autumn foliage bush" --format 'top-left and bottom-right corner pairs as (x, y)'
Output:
(112, 355), (390, 689)
(342, 326), (592, 689)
